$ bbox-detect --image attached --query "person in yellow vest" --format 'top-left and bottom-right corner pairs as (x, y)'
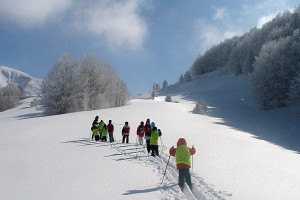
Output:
(169, 138), (196, 190)
(92, 126), (100, 141)
(91, 116), (99, 140)
(98, 120), (105, 140)
(150, 126), (161, 157)
(101, 124), (108, 142)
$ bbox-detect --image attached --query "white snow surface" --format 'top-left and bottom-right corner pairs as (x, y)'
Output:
(1, 72), (300, 200)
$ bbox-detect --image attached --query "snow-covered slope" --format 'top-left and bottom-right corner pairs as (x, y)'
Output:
(159, 71), (300, 153)
(0, 66), (42, 97)
(1, 72), (300, 200)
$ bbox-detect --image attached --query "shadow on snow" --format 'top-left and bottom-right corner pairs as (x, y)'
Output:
(159, 87), (300, 153)
(123, 184), (177, 195)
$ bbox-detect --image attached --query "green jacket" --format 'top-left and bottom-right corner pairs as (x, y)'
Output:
(102, 129), (108, 137)
(175, 145), (191, 166)
(98, 121), (105, 130)
(150, 130), (159, 145)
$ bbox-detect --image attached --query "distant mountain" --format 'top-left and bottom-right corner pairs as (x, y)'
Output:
(0, 66), (43, 97)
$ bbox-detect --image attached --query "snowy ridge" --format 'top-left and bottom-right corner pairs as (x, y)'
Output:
(0, 66), (42, 97)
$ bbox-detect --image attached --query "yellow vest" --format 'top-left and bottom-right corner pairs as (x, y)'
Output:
(175, 146), (191, 166)
(150, 131), (159, 145)
(92, 128), (99, 137)
(102, 129), (108, 137)
(98, 121), (105, 130)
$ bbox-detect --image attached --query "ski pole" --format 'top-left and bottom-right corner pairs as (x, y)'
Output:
(136, 135), (138, 152)
(160, 137), (164, 155)
(192, 145), (194, 172)
(161, 155), (171, 184)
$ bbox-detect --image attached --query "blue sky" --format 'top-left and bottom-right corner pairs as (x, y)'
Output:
(0, 0), (299, 94)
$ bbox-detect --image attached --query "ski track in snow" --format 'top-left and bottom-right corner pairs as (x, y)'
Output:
(78, 137), (232, 200)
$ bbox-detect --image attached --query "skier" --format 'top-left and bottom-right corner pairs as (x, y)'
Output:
(150, 126), (161, 157)
(107, 120), (114, 143)
(136, 121), (145, 145)
(169, 138), (196, 191)
(122, 122), (130, 143)
(151, 121), (156, 129)
(98, 120), (105, 140)
(101, 124), (108, 142)
(92, 116), (99, 128)
(91, 116), (99, 140)
(144, 118), (152, 154)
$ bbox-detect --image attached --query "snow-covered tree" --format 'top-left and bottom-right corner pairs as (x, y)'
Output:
(162, 80), (169, 88)
(41, 54), (77, 114)
(165, 95), (172, 102)
(151, 83), (160, 98)
(184, 71), (192, 83)
(0, 83), (22, 111)
(40, 54), (130, 115)
(192, 99), (208, 114)
(252, 31), (300, 109)
(179, 74), (184, 84)
(179, 71), (192, 84)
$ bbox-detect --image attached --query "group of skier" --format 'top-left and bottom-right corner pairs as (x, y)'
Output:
(91, 116), (163, 157)
(90, 116), (196, 191)
(91, 116), (114, 142)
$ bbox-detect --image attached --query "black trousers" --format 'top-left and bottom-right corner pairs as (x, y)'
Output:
(101, 136), (107, 142)
(122, 135), (129, 143)
(151, 145), (159, 156)
(95, 135), (100, 141)
(146, 140), (151, 153)
(178, 168), (192, 190)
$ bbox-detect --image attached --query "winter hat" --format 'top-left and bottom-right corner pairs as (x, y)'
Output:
(151, 122), (155, 128)
(152, 126), (157, 131)
(177, 138), (187, 146)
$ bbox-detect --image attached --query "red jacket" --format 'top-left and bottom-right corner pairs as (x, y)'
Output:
(108, 123), (114, 132)
(136, 125), (145, 137)
(122, 125), (130, 136)
(144, 123), (152, 137)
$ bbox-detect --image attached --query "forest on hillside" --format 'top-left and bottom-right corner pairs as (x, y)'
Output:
(190, 6), (300, 109)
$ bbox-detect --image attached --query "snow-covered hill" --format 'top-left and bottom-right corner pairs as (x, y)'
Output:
(159, 71), (300, 153)
(0, 66), (43, 97)
(1, 72), (300, 200)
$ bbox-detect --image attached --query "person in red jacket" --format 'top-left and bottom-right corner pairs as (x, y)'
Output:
(136, 121), (145, 145)
(144, 118), (152, 154)
(122, 122), (130, 143)
(169, 138), (196, 191)
(107, 120), (114, 143)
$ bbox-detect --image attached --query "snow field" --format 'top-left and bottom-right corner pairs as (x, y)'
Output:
(1, 70), (300, 200)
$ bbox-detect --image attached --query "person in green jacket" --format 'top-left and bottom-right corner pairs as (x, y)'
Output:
(150, 126), (162, 157)
(98, 120), (105, 140)
(101, 124), (108, 142)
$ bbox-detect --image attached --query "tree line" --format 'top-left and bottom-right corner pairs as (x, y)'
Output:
(41, 54), (130, 115)
(190, 6), (300, 109)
